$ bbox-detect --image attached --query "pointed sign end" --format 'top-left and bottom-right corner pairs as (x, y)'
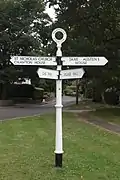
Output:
(10, 57), (14, 64)
(103, 57), (108, 65)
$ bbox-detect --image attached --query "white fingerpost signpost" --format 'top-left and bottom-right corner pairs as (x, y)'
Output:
(10, 28), (108, 168)
(52, 28), (67, 168)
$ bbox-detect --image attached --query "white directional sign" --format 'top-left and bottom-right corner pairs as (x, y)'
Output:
(10, 56), (57, 66)
(37, 68), (58, 80)
(62, 57), (108, 66)
(60, 68), (85, 80)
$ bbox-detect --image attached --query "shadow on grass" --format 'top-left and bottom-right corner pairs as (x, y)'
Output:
(92, 108), (120, 117)
(68, 99), (120, 124)
(68, 100), (106, 110)
(90, 107), (120, 124)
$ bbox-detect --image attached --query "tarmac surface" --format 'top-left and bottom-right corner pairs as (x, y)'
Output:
(0, 96), (77, 120)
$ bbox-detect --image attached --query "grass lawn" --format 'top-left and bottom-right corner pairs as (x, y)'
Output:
(0, 113), (120, 180)
(68, 100), (106, 110)
(90, 107), (120, 124)
(68, 100), (120, 124)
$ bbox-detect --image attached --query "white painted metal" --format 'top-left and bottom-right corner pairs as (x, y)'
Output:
(52, 28), (66, 155)
(62, 56), (108, 66)
(52, 28), (67, 57)
(60, 68), (85, 79)
(54, 65), (63, 154)
(52, 28), (67, 46)
(10, 56), (57, 66)
(37, 68), (58, 80)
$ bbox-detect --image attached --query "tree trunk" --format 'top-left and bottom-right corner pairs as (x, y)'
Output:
(76, 79), (79, 105)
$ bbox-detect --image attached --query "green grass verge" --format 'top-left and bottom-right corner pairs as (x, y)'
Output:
(90, 107), (120, 124)
(68, 100), (105, 110)
(0, 113), (120, 180)
(68, 100), (120, 124)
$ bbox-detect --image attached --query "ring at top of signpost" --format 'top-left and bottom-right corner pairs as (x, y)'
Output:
(52, 28), (67, 46)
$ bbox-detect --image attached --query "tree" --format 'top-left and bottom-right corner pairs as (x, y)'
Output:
(0, 0), (51, 99)
(48, 0), (120, 100)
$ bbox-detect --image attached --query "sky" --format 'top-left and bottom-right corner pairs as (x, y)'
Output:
(45, 4), (56, 21)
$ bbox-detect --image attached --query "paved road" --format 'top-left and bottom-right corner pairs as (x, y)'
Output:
(0, 96), (78, 120)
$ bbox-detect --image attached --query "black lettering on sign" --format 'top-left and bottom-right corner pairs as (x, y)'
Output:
(29, 57), (33, 60)
(42, 72), (46, 76)
(70, 57), (78, 61)
(45, 57), (50, 61)
(26, 57), (30, 60)
(73, 72), (79, 76)
(14, 61), (20, 64)
(33, 57), (37, 61)
(40, 57), (44, 61)
(83, 57), (99, 61)
(47, 72), (52, 76)
(34, 61), (45, 64)
(19, 61), (24, 64)
(75, 61), (87, 64)
(20, 57), (24, 61)
(24, 60), (32, 64)
(64, 72), (71, 76)
(14, 57), (18, 60)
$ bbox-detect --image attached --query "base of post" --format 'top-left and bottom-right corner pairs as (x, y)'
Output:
(55, 153), (63, 167)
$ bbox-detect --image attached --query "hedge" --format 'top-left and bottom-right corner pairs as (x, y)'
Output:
(104, 91), (119, 105)
(64, 88), (76, 96)
(85, 88), (93, 99)
(33, 87), (44, 101)
(92, 90), (102, 102)
(8, 84), (34, 99)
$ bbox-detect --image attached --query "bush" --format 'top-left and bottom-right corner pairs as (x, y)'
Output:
(68, 85), (76, 91)
(85, 88), (93, 99)
(33, 87), (44, 101)
(64, 88), (76, 96)
(104, 91), (119, 105)
(43, 92), (52, 99)
(92, 91), (102, 102)
(8, 84), (34, 99)
(64, 85), (74, 96)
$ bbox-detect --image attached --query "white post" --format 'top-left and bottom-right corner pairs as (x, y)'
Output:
(55, 64), (63, 167)
(52, 28), (67, 167)
(55, 50), (63, 167)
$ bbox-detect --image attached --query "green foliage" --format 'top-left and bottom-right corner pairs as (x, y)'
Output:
(5, 84), (44, 102)
(85, 88), (93, 99)
(0, 0), (51, 99)
(8, 84), (35, 99)
(64, 88), (73, 96)
(92, 90), (102, 103)
(43, 92), (51, 100)
(33, 87), (44, 101)
(104, 90), (119, 105)
(68, 85), (76, 91)
(49, 0), (120, 97)
(38, 79), (55, 92)
(64, 85), (76, 96)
